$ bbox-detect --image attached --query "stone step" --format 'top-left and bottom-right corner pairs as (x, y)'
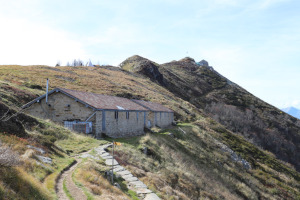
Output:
(96, 144), (159, 198)
(105, 159), (119, 166)
(112, 165), (125, 172)
(136, 188), (153, 194)
(100, 152), (110, 157)
(101, 155), (113, 159)
(125, 176), (138, 182)
(122, 174), (133, 179)
(134, 185), (148, 188)
(144, 193), (160, 200)
(129, 180), (147, 188)
(116, 170), (131, 176)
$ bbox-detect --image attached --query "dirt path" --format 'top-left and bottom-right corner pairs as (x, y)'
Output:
(56, 158), (87, 200)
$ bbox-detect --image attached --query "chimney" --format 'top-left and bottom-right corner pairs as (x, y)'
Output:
(46, 78), (49, 104)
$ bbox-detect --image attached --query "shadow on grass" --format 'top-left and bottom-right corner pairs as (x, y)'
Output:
(0, 167), (51, 200)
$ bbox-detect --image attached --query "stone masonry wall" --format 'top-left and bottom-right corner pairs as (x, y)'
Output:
(95, 111), (102, 138)
(147, 111), (173, 128)
(156, 112), (174, 128)
(103, 111), (145, 138)
(25, 92), (96, 130)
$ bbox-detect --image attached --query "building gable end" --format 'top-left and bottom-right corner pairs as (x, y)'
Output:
(22, 88), (97, 110)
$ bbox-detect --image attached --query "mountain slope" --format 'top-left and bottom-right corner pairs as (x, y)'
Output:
(0, 62), (300, 199)
(282, 107), (300, 119)
(120, 56), (300, 172)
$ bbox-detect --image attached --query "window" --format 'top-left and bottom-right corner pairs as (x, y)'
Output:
(115, 111), (118, 119)
(126, 112), (129, 119)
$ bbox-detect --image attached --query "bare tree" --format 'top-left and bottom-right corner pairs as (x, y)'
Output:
(72, 59), (77, 67)
(77, 59), (83, 66)
(55, 60), (61, 67)
(67, 59), (85, 67)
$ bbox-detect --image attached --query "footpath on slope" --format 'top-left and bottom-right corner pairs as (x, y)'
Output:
(56, 144), (160, 200)
(94, 143), (161, 200)
(56, 157), (89, 200)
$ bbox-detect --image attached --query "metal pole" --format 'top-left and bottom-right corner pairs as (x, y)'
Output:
(46, 78), (49, 104)
(111, 141), (114, 184)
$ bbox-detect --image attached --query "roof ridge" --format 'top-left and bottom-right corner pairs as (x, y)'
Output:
(132, 99), (173, 112)
(23, 88), (172, 112)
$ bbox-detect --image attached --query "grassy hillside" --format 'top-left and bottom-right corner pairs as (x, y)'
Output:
(0, 103), (105, 199)
(0, 65), (200, 121)
(111, 123), (300, 199)
(120, 56), (300, 172)
(0, 63), (300, 199)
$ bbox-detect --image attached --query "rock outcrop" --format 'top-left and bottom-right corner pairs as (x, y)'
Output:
(197, 59), (209, 67)
(120, 55), (165, 86)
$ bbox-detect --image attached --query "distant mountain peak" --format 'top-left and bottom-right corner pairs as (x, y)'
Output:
(178, 57), (196, 63)
(119, 55), (156, 70)
(282, 106), (300, 119)
(126, 55), (148, 61)
(197, 59), (209, 67)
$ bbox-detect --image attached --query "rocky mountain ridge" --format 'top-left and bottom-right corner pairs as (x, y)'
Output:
(121, 55), (300, 171)
(0, 59), (300, 199)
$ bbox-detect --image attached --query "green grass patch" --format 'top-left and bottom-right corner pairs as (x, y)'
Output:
(44, 155), (75, 195)
(55, 135), (106, 156)
(72, 161), (94, 200)
(63, 178), (75, 200)
(106, 135), (143, 149)
(127, 190), (140, 200)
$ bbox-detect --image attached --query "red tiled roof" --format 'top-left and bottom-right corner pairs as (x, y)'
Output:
(131, 99), (173, 112)
(59, 88), (148, 111)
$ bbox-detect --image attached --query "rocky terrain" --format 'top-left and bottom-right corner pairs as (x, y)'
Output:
(120, 55), (300, 171)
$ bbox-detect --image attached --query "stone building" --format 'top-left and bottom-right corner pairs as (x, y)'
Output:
(132, 100), (174, 128)
(22, 88), (174, 138)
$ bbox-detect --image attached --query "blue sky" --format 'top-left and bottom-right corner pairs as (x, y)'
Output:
(0, 0), (299, 109)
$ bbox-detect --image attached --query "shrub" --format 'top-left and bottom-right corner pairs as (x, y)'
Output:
(0, 142), (21, 167)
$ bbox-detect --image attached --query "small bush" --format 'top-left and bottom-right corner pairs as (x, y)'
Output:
(24, 82), (43, 90)
(0, 142), (21, 167)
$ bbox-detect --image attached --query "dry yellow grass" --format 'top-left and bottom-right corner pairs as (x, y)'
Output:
(109, 123), (300, 200)
(0, 65), (201, 121)
(1, 64), (300, 199)
(74, 159), (129, 200)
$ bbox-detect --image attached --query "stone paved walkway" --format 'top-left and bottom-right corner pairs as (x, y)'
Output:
(92, 143), (161, 200)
